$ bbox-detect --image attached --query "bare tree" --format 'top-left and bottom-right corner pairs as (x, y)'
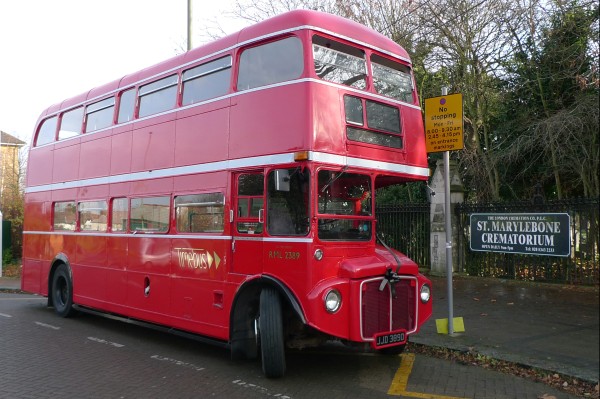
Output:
(412, 0), (515, 200)
(230, 0), (337, 22)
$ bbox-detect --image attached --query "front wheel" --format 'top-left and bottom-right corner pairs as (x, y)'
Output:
(51, 264), (76, 318)
(259, 287), (286, 378)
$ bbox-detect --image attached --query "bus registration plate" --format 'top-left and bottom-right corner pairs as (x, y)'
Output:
(371, 329), (407, 349)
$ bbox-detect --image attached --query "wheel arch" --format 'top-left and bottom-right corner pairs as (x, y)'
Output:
(260, 275), (306, 324)
(47, 253), (72, 307)
(229, 275), (306, 358)
(230, 275), (307, 327)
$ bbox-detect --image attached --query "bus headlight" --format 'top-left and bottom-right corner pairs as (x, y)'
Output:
(420, 284), (431, 303)
(324, 289), (341, 313)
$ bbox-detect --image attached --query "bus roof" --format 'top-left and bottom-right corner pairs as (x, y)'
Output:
(36, 9), (411, 122)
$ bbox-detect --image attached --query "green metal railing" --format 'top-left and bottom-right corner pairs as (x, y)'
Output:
(376, 203), (430, 269)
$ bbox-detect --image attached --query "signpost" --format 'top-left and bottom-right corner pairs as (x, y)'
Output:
(424, 89), (464, 335)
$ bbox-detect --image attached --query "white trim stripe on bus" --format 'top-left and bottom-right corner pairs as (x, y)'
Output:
(310, 152), (430, 177)
(25, 151), (429, 194)
(235, 236), (313, 243)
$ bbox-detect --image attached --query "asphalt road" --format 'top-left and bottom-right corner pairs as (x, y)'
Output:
(0, 292), (579, 399)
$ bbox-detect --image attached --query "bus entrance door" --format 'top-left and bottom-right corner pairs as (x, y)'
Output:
(231, 172), (264, 275)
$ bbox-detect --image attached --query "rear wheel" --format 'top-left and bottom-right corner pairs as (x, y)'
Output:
(51, 264), (76, 318)
(259, 287), (286, 378)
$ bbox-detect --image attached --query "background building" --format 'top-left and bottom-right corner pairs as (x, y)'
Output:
(1, 130), (26, 261)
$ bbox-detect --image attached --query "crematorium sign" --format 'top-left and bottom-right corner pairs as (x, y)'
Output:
(470, 213), (571, 257)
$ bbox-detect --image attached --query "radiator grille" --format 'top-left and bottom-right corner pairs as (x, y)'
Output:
(361, 278), (416, 339)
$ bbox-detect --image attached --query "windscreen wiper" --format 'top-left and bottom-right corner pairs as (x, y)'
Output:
(320, 165), (349, 193)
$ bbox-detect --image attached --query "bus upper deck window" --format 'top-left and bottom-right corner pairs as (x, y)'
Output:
(371, 54), (414, 103)
(312, 35), (366, 89)
(182, 56), (232, 105)
(237, 37), (304, 91)
(35, 116), (58, 146)
(85, 97), (115, 132)
(138, 75), (178, 118)
(344, 96), (363, 125)
(117, 88), (136, 123)
(58, 107), (83, 140)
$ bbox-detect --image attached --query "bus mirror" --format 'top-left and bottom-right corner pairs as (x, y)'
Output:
(275, 169), (290, 192)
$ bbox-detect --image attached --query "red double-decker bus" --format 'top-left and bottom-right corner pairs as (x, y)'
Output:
(22, 10), (432, 377)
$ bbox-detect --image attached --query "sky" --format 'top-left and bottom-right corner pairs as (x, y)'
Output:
(0, 0), (247, 145)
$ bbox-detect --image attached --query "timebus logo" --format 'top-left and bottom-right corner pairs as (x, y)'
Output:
(175, 248), (222, 271)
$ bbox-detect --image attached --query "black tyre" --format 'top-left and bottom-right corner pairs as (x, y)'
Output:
(51, 264), (76, 318)
(230, 318), (259, 361)
(259, 287), (286, 378)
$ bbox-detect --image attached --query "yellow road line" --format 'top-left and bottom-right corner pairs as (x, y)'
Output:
(388, 353), (466, 399)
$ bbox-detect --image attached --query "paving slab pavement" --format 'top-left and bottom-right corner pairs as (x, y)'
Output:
(412, 275), (599, 383)
(0, 276), (20, 290)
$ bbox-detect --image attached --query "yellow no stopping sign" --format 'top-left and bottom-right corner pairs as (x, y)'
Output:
(424, 93), (464, 152)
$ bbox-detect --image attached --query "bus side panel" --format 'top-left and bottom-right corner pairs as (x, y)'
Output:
(110, 129), (133, 176)
(79, 132), (112, 179)
(170, 238), (229, 339)
(60, 234), (77, 273)
(130, 177), (174, 196)
(229, 84), (310, 159)
(126, 236), (172, 320)
(175, 104), (230, 167)
(26, 146), (54, 187)
(311, 85), (345, 154)
(52, 139), (80, 184)
(106, 235), (128, 307)
(21, 196), (50, 295)
(74, 235), (108, 303)
(77, 184), (109, 201)
(172, 171), (228, 193)
(131, 116), (176, 173)
(23, 195), (51, 231)
(400, 106), (427, 169)
(262, 241), (309, 300)
(21, 259), (42, 294)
